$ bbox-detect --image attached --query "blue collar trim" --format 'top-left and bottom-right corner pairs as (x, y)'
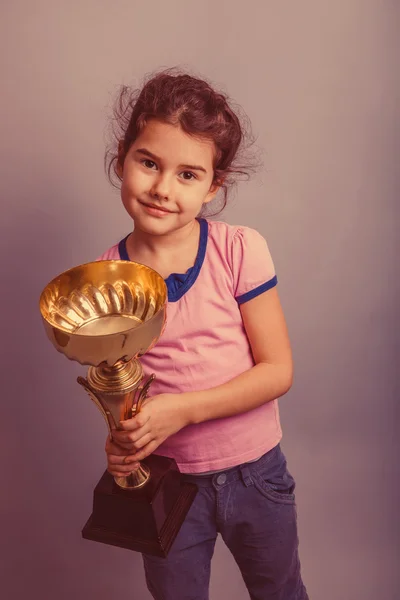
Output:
(118, 218), (208, 302)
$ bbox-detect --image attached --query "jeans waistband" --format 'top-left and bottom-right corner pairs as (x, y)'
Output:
(181, 444), (281, 488)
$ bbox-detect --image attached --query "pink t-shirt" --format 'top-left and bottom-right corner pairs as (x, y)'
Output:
(98, 218), (282, 473)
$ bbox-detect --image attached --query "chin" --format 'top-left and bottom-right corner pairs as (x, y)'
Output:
(132, 216), (178, 235)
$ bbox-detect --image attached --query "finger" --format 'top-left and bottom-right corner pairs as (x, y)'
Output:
(118, 413), (150, 432)
(113, 423), (151, 445)
(126, 440), (159, 463)
(108, 438), (138, 453)
(107, 454), (140, 472)
(107, 454), (140, 467)
(107, 462), (141, 474)
(130, 432), (153, 451)
(105, 437), (131, 456)
(109, 433), (153, 453)
(107, 468), (138, 477)
(107, 470), (126, 477)
(111, 430), (135, 442)
(112, 426), (151, 446)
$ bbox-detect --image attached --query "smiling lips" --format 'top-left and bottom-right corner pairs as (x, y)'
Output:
(139, 201), (174, 215)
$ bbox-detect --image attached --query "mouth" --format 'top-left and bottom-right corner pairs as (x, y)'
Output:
(138, 201), (175, 216)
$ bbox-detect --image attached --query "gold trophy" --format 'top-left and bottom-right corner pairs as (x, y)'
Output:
(39, 260), (197, 557)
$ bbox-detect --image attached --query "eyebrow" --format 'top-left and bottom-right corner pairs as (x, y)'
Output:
(135, 148), (208, 174)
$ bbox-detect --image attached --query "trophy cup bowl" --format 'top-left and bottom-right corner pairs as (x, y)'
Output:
(39, 260), (197, 556)
(39, 259), (167, 366)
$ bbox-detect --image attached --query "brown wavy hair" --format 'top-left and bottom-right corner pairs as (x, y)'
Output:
(105, 68), (258, 216)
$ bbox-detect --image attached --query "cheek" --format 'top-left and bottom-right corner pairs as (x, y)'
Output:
(120, 180), (131, 204)
(121, 169), (145, 198)
(120, 178), (138, 213)
(178, 186), (209, 209)
(177, 187), (201, 207)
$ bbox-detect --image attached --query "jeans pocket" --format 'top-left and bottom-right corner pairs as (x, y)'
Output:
(252, 448), (296, 505)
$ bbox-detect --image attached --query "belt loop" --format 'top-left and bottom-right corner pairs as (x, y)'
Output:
(239, 465), (253, 487)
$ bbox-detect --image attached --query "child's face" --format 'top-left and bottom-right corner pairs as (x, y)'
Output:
(118, 119), (217, 236)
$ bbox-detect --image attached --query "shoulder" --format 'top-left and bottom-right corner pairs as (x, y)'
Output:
(206, 219), (270, 257)
(205, 220), (276, 300)
(207, 218), (266, 240)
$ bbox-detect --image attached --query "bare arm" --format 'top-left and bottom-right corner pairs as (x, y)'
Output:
(184, 286), (293, 424)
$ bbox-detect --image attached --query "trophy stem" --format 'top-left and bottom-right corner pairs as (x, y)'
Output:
(114, 463), (151, 490)
(78, 359), (156, 491)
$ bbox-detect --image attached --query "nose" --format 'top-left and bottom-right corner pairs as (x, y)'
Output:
(150, 173), (172, 200)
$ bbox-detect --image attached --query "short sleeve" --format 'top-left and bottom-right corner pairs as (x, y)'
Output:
(231, 226), (277, 304)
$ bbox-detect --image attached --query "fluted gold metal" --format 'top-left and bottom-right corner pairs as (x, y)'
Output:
(39, 260), (167, 490)
(39, 260), (167, 366)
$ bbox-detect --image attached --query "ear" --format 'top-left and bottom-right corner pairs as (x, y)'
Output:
(204, 178), (223, 204)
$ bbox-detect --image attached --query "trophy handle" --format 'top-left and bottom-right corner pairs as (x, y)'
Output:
(134, 374), (156, 416)
(77, 376), (117, 435)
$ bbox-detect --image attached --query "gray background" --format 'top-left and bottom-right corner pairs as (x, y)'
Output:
(1, 1), (398, 599)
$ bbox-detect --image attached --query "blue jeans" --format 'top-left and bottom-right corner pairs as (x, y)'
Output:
(143, 444), (308, 600)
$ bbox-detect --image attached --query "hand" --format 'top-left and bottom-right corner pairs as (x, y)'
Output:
(105, 435), (141, 477)
(110, 393), (190, 463)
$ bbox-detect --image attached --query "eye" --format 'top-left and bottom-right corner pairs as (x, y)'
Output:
(142, 159), (157, 170)
(180, 171), (196, 181)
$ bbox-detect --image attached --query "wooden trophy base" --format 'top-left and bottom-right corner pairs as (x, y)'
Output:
(82, 454), (197, 557)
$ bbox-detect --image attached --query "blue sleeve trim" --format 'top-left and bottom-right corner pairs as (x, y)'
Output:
(236, 275), (278, 305)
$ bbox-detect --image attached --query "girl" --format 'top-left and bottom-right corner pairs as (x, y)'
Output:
(98, 69), (308, 600)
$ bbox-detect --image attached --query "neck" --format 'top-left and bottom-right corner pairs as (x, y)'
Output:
(130, 219), (200, 256)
